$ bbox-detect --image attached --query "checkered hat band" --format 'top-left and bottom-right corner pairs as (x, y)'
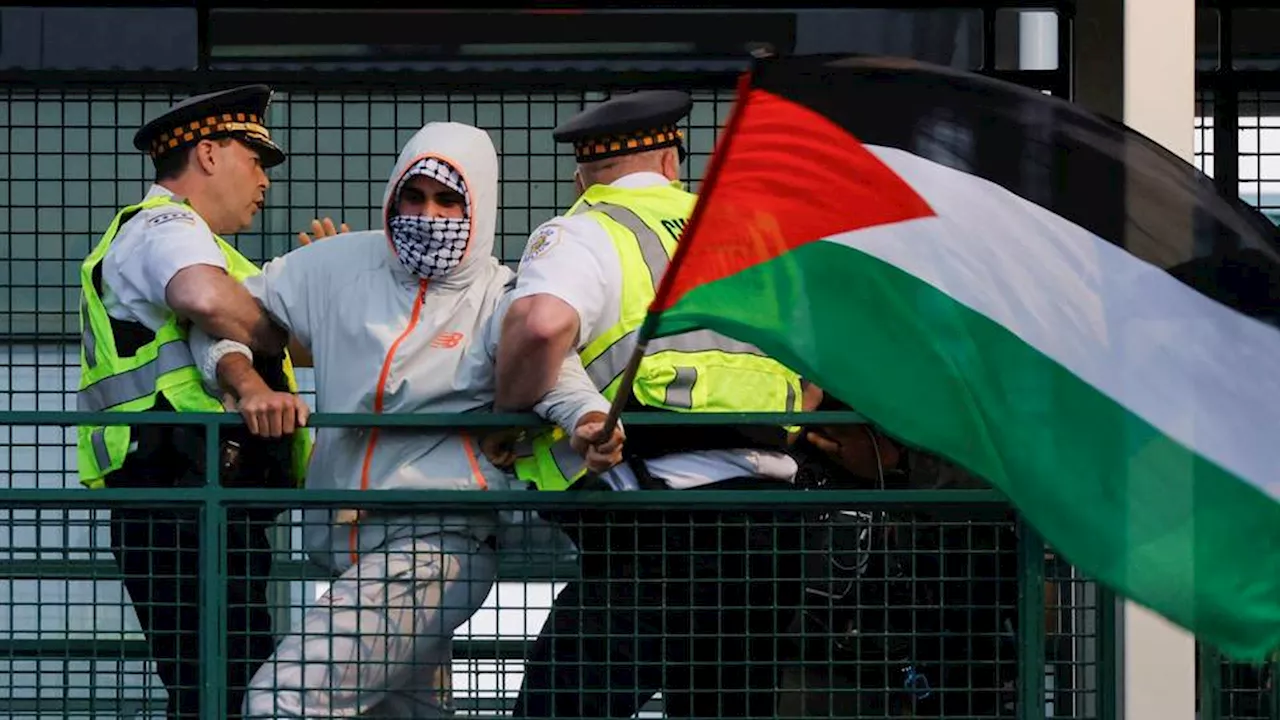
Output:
(574, 125), (684, 162)
(395, 157), (470, 216)
(149, 113), (269, 157)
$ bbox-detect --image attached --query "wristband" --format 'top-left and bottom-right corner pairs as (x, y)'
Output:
(201, 339), (253, 388)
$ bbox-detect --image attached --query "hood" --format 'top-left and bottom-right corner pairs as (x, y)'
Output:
(381, 121), (500, 289)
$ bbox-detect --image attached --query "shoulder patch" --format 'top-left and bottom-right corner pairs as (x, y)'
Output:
(522, 225), (562, 262)
(147, 209), (197, 227)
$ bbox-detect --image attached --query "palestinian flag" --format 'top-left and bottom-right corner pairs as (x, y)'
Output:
(645, 55), (1280, 661)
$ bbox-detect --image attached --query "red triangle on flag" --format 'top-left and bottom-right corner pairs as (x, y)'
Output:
(656, 86), (937, 311)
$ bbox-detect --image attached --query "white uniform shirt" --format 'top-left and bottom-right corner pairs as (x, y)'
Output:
(101, 184), (227, 331)
(510, 171), (798, 489)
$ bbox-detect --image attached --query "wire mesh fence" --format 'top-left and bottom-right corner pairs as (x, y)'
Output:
(0, 409), (1100, 720)
(0, 84), (736, 344)
(1238, 91), (1280, 224)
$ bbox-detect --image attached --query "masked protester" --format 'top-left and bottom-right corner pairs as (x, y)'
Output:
(189, 121), (623, 718)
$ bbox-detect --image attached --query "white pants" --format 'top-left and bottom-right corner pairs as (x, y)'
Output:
(243, 532), (497, 718)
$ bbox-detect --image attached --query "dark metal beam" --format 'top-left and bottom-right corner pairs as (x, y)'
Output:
(1212, 4), (1239, 199)
(0, 69), (743, 92)
(1199, 69), (1280, 92)
(205, 8), (798, 53)
(0, 67), (1066, 93)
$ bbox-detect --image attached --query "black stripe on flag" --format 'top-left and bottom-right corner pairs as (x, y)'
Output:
(748, 54), (1280, 324)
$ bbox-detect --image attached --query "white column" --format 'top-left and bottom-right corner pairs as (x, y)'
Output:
(1119, 1), (1198, 719)
(1019, 10), (1059, 71)
(1124, 0), (1196, 160)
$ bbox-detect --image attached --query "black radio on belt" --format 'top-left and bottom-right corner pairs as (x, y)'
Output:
(132, 364), (295, 491)
(217, 350), (296, 489)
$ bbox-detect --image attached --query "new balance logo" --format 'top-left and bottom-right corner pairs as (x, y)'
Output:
(431, 332), (464, 349)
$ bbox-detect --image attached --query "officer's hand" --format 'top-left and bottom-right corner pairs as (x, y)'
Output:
(297, 217), (350, 246)
(571, 412), (625, 474)
(805, 424), (900, 480)
(480, 429), (522, 469)
(238, 388), (310, 438)
(335, 508), (367, 525)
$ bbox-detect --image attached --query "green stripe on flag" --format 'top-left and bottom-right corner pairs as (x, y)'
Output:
(653, 239), (1280, 661)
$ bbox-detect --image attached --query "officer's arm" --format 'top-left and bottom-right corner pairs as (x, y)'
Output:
(134, 208), (287, 354)
(495, 221), (608, 410)
(214, 351), (269, 400)
(166, 264), (288, 354)
(189, 325), (308, 437)
(214, 351), (309, 437)
(498, 299), (623, 471)
(495, 294), (580, 410)
(529, 333), (612, 436)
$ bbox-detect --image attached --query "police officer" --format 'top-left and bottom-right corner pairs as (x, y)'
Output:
(75, 85), (311, 720)
(493, 90), (808, 719)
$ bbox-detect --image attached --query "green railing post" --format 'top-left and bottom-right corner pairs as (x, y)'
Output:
(1271, 657), (1279, 720)
(1018, 516), (1047, 720)
(1097, 586), (1120, 720)
(1199, 645), (1222, 720)
(200, 419), (227, 720)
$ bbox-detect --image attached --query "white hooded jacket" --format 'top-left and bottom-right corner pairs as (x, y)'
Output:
(192, 122), (608, 571)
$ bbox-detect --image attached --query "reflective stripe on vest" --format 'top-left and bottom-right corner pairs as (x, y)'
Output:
(76, 194), (313, 488)
(80, 297), (98, 371)
(89, 427), (111, 473)
(583, 202), (670, 291)
(568, 197), (781, 392)
(583, 327), (771, 395)
(514, 182), (802, 492)
(77, 339), (196, 411)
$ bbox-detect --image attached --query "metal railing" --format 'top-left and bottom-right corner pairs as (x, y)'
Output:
(0, 408), (1115, 719)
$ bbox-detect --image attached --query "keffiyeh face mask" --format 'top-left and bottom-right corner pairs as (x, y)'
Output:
(388, 214), (469, 279)
(389, 157), (471, 279)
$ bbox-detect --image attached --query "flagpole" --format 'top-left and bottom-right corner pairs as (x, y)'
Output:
(595, 53), (769, 442)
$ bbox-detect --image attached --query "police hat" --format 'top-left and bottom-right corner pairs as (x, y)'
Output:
(553, 90), (692, 164)
(133, 84), (286, 169)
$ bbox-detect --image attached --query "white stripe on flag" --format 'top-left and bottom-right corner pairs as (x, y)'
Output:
(822, 145), (1280, 497)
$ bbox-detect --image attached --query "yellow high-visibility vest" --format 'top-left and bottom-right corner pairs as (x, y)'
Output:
(514, 181), (800, 490)
(76, 194), (311, 488)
